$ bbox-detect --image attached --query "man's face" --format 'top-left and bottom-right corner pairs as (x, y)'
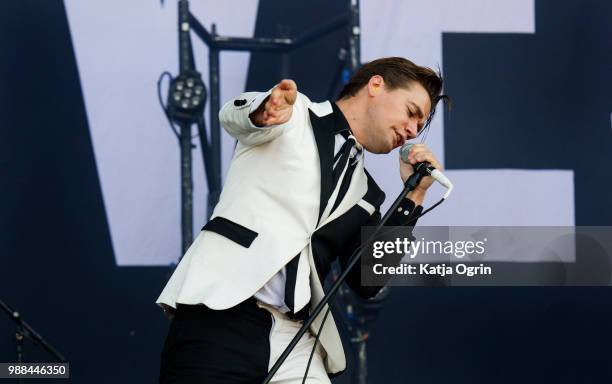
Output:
(363, 79), (431, 154)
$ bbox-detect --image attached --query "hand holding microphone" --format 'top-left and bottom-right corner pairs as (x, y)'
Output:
(399, 143), (453, 198)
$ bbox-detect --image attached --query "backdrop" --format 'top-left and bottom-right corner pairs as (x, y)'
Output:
(1, 0), (610, 382)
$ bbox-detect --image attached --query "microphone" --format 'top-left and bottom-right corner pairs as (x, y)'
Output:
(399, 143), (454, 196)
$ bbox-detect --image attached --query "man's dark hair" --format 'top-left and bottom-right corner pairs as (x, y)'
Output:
(337, 57), (449, 133)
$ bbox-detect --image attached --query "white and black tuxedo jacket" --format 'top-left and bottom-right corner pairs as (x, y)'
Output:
(156, 89), (422, 375)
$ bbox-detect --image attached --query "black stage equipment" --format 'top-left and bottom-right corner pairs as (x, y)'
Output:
(1, 299), (66, 383)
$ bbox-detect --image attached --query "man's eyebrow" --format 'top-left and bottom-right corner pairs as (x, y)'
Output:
(408, 101), (424, 119)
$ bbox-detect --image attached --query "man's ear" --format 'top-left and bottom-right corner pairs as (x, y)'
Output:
(367, 75), (385, 97)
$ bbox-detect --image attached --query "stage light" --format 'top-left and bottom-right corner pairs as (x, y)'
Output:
(167, 72), (206, 124)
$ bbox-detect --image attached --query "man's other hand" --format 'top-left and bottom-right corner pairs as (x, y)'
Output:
(249, 79), (297, 127)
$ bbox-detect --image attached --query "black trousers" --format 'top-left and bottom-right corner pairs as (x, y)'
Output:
(159, 298), (273, 384)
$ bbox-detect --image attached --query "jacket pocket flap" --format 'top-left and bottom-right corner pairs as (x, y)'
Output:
(201, 217), (258, 248)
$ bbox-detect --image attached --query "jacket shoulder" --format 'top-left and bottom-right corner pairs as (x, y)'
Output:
(307, 98), (333, 117)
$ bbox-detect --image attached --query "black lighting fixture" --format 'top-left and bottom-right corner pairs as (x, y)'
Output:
(166, 69), (206, 124)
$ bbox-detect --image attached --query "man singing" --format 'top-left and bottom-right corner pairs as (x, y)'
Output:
(157, 57), (446, 383)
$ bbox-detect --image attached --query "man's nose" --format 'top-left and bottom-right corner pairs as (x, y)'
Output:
(405, 120), (418, 139)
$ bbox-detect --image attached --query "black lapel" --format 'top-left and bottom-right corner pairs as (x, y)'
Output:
(363, 169), (386, 208)
(309, 109), (335, 222)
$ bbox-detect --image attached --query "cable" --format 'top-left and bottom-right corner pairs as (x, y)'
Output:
(301, 305), (333, 384)
(406, 197), (445, 223)
(299, 196), (446, 383)
(157, 71), (180, 140)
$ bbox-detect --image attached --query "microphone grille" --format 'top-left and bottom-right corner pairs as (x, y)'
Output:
(399, 143), (413, 163)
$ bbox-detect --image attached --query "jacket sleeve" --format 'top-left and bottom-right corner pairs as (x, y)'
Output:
(219, 90), (293, 146)
(340, 198), (424, 299)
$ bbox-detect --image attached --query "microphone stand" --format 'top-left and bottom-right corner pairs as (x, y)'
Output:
(262, 170), (427, 383)
(0, 300), (66, 368)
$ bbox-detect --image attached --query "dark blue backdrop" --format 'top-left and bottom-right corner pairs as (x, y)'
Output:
(1, 0), (610, 383)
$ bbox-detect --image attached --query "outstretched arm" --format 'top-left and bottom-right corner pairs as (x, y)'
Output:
(218, 79), (298, 146)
